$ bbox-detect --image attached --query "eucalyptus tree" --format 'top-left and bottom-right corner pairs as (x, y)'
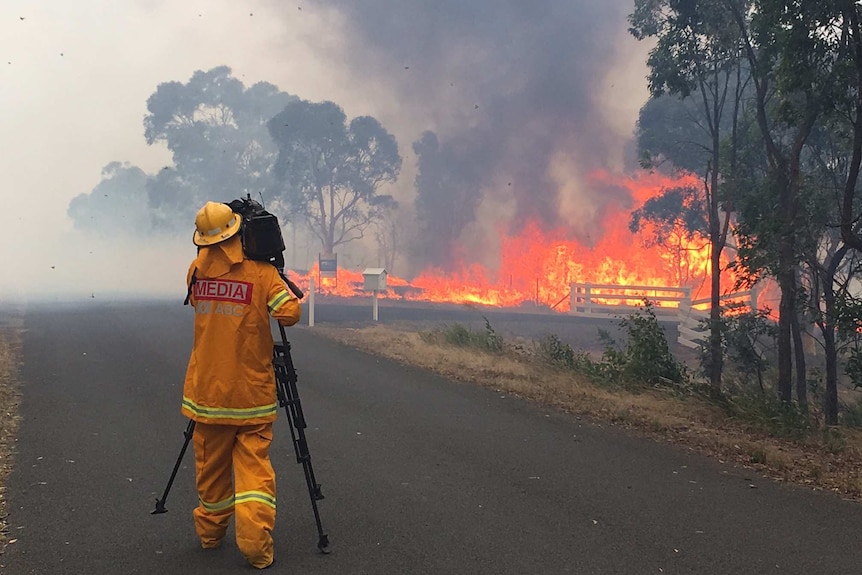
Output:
(629, 0), (751, 391)
(267, 100), (401, 255)
(723, 0), (862, 404)
(143, 66), (296, 231)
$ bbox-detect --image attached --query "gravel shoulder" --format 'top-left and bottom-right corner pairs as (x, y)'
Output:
(0, 311), (23, 557)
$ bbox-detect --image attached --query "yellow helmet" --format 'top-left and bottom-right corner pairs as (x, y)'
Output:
(192, 202), (241, 246)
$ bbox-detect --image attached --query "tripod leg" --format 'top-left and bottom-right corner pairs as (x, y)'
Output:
(283, 376), (329, 552)
(274, 325), (331, 554)
(152, 419), (195, 514)
(285, 375), (325, 499)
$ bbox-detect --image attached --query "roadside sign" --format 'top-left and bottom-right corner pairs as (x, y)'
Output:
(319, 253), (337, 278)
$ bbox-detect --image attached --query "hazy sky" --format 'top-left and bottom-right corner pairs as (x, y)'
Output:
(0, 0), (650, 301)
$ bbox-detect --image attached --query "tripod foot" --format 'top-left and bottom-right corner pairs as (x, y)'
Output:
(318, 534), (331, 554)
(151, 499), (168, 515)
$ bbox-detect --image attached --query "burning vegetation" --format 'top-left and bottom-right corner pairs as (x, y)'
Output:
(294, 170), (745, 312)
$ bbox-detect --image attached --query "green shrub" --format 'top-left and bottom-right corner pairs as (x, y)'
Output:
(822, 427), (847, 454)
(482, 317), (503, 353)
(421, 317), (504, 354)
(703, 306), (776, 391)
(840, 400), (862, 428)
(537, 301), (687, 391)
(618, 300), (685, 387)
(538, 334), (577, 368)
(846, 348), (862, 390)
(443, 323), (473, 347)
(720, 390), (813, 439)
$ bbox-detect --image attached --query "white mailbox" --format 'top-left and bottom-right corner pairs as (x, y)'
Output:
(362, 268), (388, 291)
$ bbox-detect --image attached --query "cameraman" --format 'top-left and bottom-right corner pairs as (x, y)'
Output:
(182, 201), (301, 570)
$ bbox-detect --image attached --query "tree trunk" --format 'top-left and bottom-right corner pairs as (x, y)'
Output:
(822, 287), (840, 426)
(707, 121), (724, 392)
(839, 1), (862, 252)
(729, 5), (813, 406)
(820, 246), (847, 426)
(776, 238), (795, 403)
(709, 233), (723, 390)
(324, 219), (336, 256)
(790, 308), (807, 406)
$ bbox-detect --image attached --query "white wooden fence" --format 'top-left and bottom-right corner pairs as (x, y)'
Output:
(570, 283), (692, 319)
(677, 290), (759, 348)
(570, 282), (758, 349)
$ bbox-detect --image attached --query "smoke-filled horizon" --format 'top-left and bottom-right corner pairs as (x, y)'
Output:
(1, 1), (650, 301)
(309, 0), (648, 272)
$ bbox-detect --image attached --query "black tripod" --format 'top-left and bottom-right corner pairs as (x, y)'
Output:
(152, 316), (330, 554)
(273, 322), (330, 553)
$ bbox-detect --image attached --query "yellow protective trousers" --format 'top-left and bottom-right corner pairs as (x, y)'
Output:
(192, 422), (276, 569)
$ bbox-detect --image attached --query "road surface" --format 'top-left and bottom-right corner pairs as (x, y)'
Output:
(2, 299), (860, 574)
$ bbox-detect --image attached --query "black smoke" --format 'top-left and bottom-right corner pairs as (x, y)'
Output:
(299, 1), (640, 270)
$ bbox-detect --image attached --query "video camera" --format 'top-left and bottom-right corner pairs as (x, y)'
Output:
(227, 195), (304, 299)
(227, 195), (286, 267)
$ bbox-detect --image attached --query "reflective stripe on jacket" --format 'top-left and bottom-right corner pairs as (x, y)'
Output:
(182, 237), (302, 426)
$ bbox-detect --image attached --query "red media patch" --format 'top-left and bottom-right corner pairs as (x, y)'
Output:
(193, 280), (253, 305)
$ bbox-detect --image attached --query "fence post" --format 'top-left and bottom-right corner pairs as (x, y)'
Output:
(585, 284), (592, 316)
(308, 276), (315, 327)
(678, 287), (691, 343)
(680, 286), (692, 315)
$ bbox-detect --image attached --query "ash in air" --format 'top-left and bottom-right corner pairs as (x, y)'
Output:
(312, 0), (642, 271)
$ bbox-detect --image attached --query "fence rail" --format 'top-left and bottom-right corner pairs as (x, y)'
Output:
(570, 282), (759, 349)
(570, 283), (691, 319)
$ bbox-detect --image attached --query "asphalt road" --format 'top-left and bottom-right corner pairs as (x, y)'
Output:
(2, 299), (861, 574)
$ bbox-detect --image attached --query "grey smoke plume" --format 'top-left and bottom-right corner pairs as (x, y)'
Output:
(305, 1), (642, 270)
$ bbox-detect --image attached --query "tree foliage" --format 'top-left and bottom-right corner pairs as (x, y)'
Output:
(267, 100), (401, 254)
(630, 186), (708, 242)
(630, 186), (711, 286)
(69, 66), (405, 263)
(67, 162), (151, 235)
(629, 0), (749, 390)
(636, 94), (715, 173)
(143, 66), (296, 231)
(631, 0), (862, 424)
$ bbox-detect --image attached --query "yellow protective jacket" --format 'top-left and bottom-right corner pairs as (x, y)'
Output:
(182, 236), (302, 426)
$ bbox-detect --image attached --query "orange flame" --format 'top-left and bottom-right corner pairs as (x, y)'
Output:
(288, 170), (748, 312)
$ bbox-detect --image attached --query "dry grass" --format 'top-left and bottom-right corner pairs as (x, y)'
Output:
(0, 318), (22, 555)
(312, 323), (862, 502)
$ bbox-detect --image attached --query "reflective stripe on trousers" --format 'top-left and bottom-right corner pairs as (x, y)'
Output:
(182, 396), (277, 421)
(192, 422), (276, 569)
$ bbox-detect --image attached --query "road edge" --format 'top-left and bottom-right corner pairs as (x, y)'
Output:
(0, 314), (23, 558)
